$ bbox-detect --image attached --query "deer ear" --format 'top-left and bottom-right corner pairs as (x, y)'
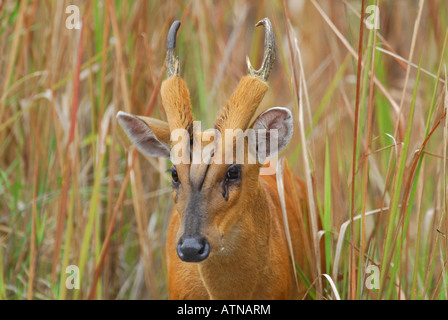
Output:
(117, 111), (171, 158)
(250, 107), (293, 159)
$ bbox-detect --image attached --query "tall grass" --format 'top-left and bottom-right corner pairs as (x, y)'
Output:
(0, 0), (447, 300)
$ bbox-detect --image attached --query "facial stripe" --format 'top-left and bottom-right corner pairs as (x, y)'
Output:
(189, 162), (210, 191)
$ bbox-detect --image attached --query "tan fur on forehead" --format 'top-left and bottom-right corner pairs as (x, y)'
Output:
(161, 76), (194, 132)
(215, 75), (268, 132)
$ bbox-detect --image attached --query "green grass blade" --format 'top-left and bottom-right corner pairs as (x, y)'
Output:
(382, 52), (423, 298)
(324, 137), (332, 275)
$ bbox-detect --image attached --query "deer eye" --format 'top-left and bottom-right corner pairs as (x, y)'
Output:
(226, 165), (242, 181)
(169, 167), (180, 186)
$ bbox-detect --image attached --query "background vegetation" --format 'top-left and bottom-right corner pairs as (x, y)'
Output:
(0, 0), (447, 300)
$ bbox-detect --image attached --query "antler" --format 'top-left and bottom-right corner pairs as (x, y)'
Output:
(215, 18), (276, 132)
(161, 20), (194, 133)
(246, 18), (276, 81)
(166, 20), (181, 77)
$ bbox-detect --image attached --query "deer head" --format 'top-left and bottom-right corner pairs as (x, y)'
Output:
(117, 18), (293, 263)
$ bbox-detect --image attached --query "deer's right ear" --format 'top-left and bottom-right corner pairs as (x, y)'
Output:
(117, 111), (171, 158)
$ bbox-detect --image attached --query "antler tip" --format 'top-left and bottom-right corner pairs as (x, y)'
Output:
(167, 20), (181, 49)
(167, 20), (182, 78)
(246, 17), (275, 81)
(255, 17), (269, 28)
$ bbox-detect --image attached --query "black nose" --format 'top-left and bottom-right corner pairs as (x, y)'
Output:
(177, 236), (210, 263)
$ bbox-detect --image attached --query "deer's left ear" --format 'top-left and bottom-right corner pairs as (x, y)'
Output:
(250, 107), (293, 158)
(117, 111), (171, 158)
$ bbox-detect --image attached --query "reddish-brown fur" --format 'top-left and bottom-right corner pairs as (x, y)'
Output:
(166, 161), (312, 299)
(160, 76), (194, 133)
(215, 75), (269, 131)
(117, 18), (316, 300)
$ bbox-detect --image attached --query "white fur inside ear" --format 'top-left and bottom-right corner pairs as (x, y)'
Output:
(116, 111), (170, 158)
(252, 107), (293, 158)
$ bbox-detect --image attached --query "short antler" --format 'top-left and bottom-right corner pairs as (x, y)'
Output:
(166, 20), (181, 78)
(161, 21), (194, 133)
(215, 18), (276, 132)
(246, 18), (276, 81)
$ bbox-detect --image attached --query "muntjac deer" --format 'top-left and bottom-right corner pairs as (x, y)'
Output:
(117, 18), (315, 299)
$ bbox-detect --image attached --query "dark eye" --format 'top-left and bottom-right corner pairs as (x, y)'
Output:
(226, 165), (241, 181)
(171, 168), (179, 185)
